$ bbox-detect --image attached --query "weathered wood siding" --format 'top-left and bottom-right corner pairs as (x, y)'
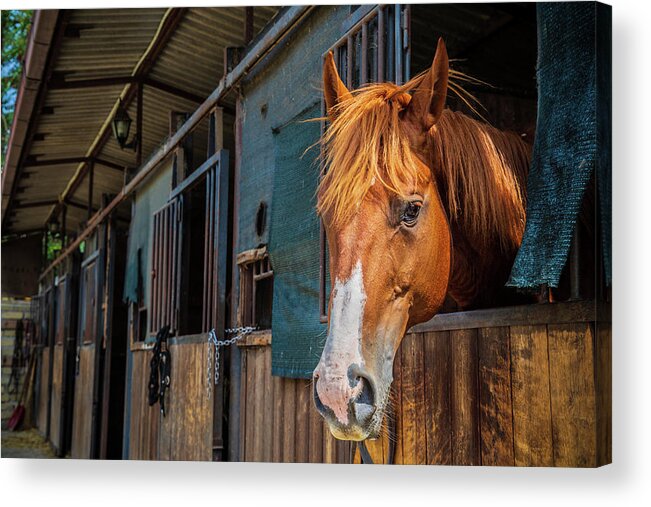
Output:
(238, 337), (351, 463)
(36, 347), (50, 435)
(128, 349), (159, 460)
(49, 345), (64, 451)
(239, 303), (611, 467)
(128, 341), (213, 461)
(70, 345), (94, 459)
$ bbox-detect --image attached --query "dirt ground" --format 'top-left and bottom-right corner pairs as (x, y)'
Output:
(1, 428), (56, 459)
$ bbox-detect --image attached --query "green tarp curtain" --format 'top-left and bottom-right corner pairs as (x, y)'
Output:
(269, 104), (328, 379)
(508, 2), (612, 288)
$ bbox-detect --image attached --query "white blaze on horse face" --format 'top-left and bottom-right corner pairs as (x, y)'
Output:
(316, 260), (366, 425)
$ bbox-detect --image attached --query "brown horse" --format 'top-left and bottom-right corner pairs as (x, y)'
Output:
(312, 39), (531, 441)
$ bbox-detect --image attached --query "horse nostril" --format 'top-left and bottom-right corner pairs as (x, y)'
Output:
(347, 364), (376, 408)
(355, 376), (374, 406)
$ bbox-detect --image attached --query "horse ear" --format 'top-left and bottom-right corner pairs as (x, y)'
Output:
(323, 51), (352, 121)
(405, 37), (449, 132)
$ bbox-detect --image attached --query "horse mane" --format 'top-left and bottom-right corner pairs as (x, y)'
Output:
(317, 72), (531, 252)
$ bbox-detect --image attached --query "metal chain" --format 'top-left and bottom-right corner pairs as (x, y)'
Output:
(206, 326), (256, 399)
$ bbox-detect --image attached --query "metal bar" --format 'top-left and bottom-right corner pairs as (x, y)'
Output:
(378, 7), (385, 81)
(347, 35), (353, 89)
(162, 205), (169, 327)
(403, 4), (411, 81)
(151, 213), (159, 333)
(171, 201), (178, 333)
(395, 5), (402, 84)
(203, 168), (214, 331)
(39, 6), (312, 280)
(169, 152), (220, 201)
(361, 22), (368, 85)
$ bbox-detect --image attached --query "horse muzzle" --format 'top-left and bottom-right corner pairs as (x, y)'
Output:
(312, 364), (380, 440)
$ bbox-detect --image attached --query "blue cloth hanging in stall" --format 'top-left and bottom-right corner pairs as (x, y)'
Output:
(268, 104), (328, 378)
(508, 2), (611, 288)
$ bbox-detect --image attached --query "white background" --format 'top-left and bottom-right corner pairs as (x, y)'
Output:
(1, 0), (649, 505)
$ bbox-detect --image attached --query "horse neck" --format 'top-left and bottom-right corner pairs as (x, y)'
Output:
(424, 112), (531, 308)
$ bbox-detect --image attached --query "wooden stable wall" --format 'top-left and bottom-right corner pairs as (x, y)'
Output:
(238, 333), (351, 463)
(238, 301), (611, 467)
(71, 345), (94, 459)
(50, 345), (64, 451)
(128, 338), (213, 461)
(36, 347), (50, 435)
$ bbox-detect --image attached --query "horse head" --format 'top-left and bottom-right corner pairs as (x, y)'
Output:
(313, 39), (453, 440)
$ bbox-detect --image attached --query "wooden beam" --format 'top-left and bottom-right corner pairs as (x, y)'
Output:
(22, 156), (124, 171)
(24, 156), (87, 168)
(45, 8), (189, 225)
(39, 6), (313, 280)
(2, 12), (68, 231)
(48, 75), (136, 90)
(94, 158), (126, 171)
(14, 199), (59, 209)
(145, 78), (204, 103)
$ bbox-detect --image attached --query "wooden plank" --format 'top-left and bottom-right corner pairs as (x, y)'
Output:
(37, 347), (50, 435)
(595, 321), (612, 466)
(548, 323), (597, 467)
(478, 326), (515, 466)
(335, 436), (349, 464)
(450, 329), (480, 465)
(244, 348), (257, 461)
(308, 386), (323, 463)
(239, 351), (248, 461)
(510, 325), (554, 466)
(262, 347), (274, 463)
(252, 347), (266, 461)
(323, 419), (336, 464)
(50, 345), (64, 452)
(400, 332), (426, 464)
(281, 378), (296, 462)
(271, 373), (283, 463)
(392, 343), (404, 464)
(295, 380), (310, 463)
(71, 345), (94, 459)
(423, 331), (452, 465)
(410, 300), (606, 333)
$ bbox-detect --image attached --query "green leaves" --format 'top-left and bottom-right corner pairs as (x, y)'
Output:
(2, 10), (33, 166)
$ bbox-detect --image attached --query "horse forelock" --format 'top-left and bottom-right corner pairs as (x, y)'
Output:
(317, 72), (531, 252)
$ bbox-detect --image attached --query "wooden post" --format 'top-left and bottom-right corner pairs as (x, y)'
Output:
(244, 7), (254, 44)
(87, 160), (94, 221)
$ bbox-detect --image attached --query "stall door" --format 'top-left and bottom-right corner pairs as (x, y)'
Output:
(71, 252), (101, 459)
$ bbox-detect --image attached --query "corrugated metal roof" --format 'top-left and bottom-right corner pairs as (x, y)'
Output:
(4, 6), (279, 235)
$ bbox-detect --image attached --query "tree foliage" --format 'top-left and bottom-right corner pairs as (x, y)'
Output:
(2, 10), (33, 166)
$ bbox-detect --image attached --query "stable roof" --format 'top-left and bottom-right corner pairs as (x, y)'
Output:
(2, 7), (278, 236)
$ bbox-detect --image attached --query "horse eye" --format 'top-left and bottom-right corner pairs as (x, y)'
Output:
(401, 201), (422, 226)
